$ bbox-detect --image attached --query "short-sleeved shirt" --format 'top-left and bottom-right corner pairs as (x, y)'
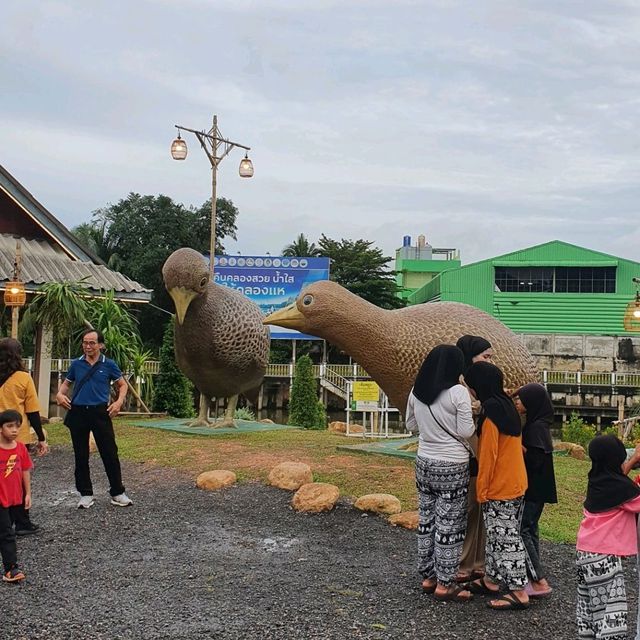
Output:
(65, 355), (123, 406)
(0, 442), (33, 507)
(0, 371), (41, 444)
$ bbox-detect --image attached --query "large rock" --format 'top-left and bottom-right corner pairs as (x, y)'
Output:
(196, 470), (237, 491)
(327, 421), (364, 434)
(388, 511), (419, 530)
(268, 462), (313, 490)
(354, 493), (402, 515)
(555, 441), (587, 461)
(292, 482), (340, 513)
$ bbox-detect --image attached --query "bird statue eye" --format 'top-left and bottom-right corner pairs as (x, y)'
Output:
(199, 277), (207, 288)
(302, 294), (314, 306)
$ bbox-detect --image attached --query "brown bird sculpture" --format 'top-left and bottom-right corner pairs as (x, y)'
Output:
(162, 248), (270, 427)
(263, 280), (537, 415)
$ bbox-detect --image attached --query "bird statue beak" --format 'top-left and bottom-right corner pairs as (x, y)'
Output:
(168, 287), (198, 325)
(263, 304), (304, 330)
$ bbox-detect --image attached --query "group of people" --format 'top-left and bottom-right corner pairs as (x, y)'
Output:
(0, 330), (131, 583)
(408, 334), (640, 639)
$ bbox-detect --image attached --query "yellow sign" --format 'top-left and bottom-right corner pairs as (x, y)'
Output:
(352, 381), (380, 402)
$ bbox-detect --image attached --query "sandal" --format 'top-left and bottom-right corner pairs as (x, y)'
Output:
(422, 579), (437, 594)
(467, 577), (500, 596)
(487, 592), (530, 610)
(434, 584), (474, 602)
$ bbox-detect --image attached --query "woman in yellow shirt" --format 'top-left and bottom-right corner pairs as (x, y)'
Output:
(0, 338), (49, 534)
(464, 361), (529, 610)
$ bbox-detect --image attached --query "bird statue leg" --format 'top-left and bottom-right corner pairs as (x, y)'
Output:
(213, 394), (238, 429)
(187, 393), (214, 427)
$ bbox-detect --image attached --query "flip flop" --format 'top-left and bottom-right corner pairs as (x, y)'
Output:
(525, 583), (552, 599)
(434, 584), (474, 602)
(487, 592), (530, 610)
(422, 579), (437, 594)
(467, 577), (500, 596)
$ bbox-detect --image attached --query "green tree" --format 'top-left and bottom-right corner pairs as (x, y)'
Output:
(72, 193), (239, 350)
(318, 234), (404, 309)
(288, 355), (323, 429)
(282, 233), (321, 257)
(153, 319), (195, 418)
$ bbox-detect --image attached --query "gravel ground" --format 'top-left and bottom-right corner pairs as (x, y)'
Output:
(5, 447), (639, 640)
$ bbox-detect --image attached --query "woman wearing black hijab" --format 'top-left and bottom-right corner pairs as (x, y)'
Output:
(514, 383), (557, 598)
(406, 345), (475, 602)
(464, 361), (530, 610)
(576, 435), (640, 640)
(454, 335), (493, 583)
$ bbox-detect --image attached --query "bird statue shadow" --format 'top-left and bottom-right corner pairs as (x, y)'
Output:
(263, 280), (537, 416)
(163, 248), (270, 428)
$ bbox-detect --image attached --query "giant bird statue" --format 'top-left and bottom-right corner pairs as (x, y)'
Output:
(264, 280), (537, 415)
(163, 248), (270, 427)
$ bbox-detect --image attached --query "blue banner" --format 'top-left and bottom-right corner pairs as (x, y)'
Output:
(212, 255), (330, 340)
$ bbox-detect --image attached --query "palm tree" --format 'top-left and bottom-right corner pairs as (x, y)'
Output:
(281, 233), (321, 257)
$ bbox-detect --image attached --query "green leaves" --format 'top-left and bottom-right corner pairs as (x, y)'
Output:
(288, 355), (324, 429)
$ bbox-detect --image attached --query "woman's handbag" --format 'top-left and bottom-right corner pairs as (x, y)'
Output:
(427, 405), (478, 477)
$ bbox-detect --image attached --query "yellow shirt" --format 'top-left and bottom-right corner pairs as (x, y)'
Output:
(476, 417), (527, 503)
(0, 371), (41, 444)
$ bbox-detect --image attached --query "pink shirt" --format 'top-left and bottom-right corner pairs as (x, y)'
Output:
(576, 495), (640, 557)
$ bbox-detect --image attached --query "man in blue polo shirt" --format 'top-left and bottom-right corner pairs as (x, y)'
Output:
(56, 329), (131, 509)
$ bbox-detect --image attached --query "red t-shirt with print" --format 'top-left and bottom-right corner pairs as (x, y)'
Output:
(0, 442), (33, 507)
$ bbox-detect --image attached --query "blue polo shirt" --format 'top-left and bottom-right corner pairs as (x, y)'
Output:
(65, 355), (123, 406)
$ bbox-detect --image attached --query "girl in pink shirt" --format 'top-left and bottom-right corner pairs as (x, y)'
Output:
(576, 435), (640, 640)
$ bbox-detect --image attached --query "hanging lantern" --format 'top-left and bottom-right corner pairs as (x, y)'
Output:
(171, 132), (188, 160)
(239, 153), (254, 178)
(623, 291), (640, 332)
(4, 281), (26, 307)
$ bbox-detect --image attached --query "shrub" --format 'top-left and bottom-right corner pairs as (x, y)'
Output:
(152, 319), (195, 418)
(562, 412), (596, 450)
(288, 355), (324, 429)
(234, 407), (256, 421)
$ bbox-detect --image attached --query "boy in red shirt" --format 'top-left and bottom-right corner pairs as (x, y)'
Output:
(0, 409), (33, 582)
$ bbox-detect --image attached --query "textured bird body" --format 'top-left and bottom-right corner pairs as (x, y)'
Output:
(162, 248), (270, 407)
(174, 282), (270, 399)
(263, 281), (537, 415)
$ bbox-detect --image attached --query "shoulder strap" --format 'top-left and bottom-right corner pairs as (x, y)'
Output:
(71, 358), (103, 402)
(427, 403), (475, 456)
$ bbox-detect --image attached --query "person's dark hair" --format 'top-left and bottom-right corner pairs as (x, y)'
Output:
(412, 344), (465, 405)
(0, 337), (26, 387)
(456, 335), (492, 371)
(81, 329), (105, 344)
(0, 409), (22, 428)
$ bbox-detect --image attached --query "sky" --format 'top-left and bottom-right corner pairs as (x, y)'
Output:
(2, 0), (640, 266)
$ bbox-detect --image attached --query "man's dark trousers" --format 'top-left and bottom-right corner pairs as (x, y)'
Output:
(65, 405), (125, 497)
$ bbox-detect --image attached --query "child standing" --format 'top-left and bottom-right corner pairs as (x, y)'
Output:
(0, 409), (33, 583)
(576, 434), (640, 640)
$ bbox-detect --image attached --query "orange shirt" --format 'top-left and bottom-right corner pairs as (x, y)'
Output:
(476, 417), (527, 503)
(0, 371), (41, 444)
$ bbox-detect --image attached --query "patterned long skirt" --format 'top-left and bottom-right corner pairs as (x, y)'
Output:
(415, 455), (469, 586)
(482, 497), (527, 591)
(576, 551), (627, 640)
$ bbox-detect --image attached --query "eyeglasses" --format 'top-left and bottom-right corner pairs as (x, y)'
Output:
(82, 341), (98, 346)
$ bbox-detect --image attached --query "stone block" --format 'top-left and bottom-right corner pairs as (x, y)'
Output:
(196, 470), (237, 490)
(268, 462), (313, 491)
(551, 356), (582, 372)
(583, 358), (613, 372)
(292, 482), (340, 513)
(585, 337), (614, 358)
(554, 336), (584, 356)
(524, 334), (552, 355)
(354, 493), (402, 515)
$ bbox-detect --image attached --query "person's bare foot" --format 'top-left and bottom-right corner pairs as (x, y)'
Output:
(422, 578), (437, 593)
(525, 579), (552, 598)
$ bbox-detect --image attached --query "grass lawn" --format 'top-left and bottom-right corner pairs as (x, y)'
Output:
(45, 420), (591, 545)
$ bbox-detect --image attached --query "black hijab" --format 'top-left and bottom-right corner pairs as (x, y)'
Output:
(456, 335), (492, 371)
(584, 435), (640, 513)
(464, 361), (521, 436)
(412, 345), (465, 406)
(518, 383), (554, 453)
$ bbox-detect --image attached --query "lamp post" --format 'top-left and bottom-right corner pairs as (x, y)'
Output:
(171, 115), (253, 276)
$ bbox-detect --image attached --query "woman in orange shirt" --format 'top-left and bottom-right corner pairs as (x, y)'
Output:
(464, 361), (529, 610)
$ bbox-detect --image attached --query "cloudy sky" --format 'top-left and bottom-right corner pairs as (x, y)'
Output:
(2, 0), (640, 265)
